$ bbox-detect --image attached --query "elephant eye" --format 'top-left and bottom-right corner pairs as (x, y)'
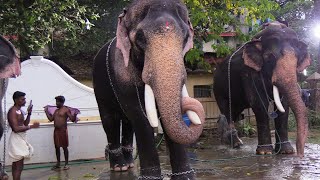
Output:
(135, 29), (147, 50)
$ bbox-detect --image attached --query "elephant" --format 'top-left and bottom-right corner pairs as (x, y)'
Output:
(93, 0), (205, 179)
(0, 35), (21, 178)
(213, 22), (310, 157)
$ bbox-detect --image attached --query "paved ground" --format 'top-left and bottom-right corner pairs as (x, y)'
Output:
(5, 136), (320, 180)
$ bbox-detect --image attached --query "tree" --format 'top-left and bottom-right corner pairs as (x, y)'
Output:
(48, 0), (130, 59)
(0, 0), (99, 57)
(184, 0), (280, 68)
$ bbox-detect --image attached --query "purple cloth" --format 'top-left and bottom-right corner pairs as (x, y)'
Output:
(44, 105), (80, 122)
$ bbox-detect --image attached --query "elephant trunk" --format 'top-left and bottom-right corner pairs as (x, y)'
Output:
(283, 84), (308, 157)
(142, 34), (205, 144)
(272, 48), (308, 157)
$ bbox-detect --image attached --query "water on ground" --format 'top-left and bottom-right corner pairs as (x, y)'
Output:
(8, 131), (320, 180)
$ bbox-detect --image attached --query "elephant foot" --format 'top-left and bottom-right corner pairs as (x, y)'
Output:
(256, 145), (273, 155)
(275, 141), (295, 154)
(105, 145), (128, 172)
(122, 145), (134, 168)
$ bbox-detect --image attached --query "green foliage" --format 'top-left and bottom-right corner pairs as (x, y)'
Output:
(0, 0), (99, 57)
(289, 109), (320, 131)
(240, 122), (256, 137)
(184, 0), (280, 67)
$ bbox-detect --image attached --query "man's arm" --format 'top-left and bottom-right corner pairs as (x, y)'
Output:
(44, 107), (54, 122)
(8, 109), (38, 133)
(24, 104), (33, 126)
(66, 108), (77, 122)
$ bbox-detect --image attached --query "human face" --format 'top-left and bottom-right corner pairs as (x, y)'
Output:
(56, 100), (63, 108)
(15, 96), (26, 107)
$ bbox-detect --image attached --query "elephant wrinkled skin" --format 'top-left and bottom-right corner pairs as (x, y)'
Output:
(213, 23), (310, 157)
(93, 0), (205, 179)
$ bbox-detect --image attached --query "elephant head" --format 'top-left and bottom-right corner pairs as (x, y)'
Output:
(0, 35), (21, 139)
(243, 24), (310, 156)
(0, 35), (21, 78)
(116, 0), (205, 144)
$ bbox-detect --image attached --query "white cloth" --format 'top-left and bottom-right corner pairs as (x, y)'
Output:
(8, 131), (34, 162)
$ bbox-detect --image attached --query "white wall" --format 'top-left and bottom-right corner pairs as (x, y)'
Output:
(5, 56), (99, 122)
(0, 121), (107, 165)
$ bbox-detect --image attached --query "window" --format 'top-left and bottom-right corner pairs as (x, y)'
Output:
(194, 85), (212, 98)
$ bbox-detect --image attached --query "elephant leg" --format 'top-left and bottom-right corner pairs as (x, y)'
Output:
(121, 116), (135, 168)
(274, 100), (294, 154)
(130, 114), (161, 179)
(164, 133), (195, 180)
(97, 100), (128, 172)
(216, 97), (244, 148)
(252, 102), (273, 155)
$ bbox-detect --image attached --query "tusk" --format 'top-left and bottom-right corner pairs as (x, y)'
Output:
(186, 110), (202, 125)
(182, 84), (202, 125)
(273, 85), (285, 113)
(145, 84), (159, 127)
(182, 84), (189, 97)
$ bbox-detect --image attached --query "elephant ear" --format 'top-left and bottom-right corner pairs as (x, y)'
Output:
(243, 40), (263, 71)
(182, 19), (194, 55)
(296, 41), (311, 72)
(116, 9), (131, 67)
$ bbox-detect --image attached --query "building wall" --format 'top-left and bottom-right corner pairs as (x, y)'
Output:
(186, 72), (254, 129)
(0, 122), (104, 165)
(186, 73), (221, 128)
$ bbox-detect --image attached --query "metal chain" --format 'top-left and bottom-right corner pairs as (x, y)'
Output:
(138, 175), (164, 180)
(134, 82), (148, 119)
(227, 41), (249, 148)
(168, 169), (195, 177)
(121, 145), (134, 152)
(105, 145), (123, 156)
(138, 169), (195, 180)
(2, 78), (8, 171)
(105, 37), (127, 116)
(257, 144), (273, 147)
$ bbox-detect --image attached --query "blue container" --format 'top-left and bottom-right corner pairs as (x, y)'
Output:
(182, 114), (191, 127)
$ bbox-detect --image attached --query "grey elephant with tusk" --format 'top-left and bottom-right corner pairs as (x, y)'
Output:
(93, 0), (205, 179)
(0, 35), (21, 178)
(213, 21), (310, 157)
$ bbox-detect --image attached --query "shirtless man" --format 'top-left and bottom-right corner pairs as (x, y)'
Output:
(44, 96), (78, 170)
(8, 91), (40, 180)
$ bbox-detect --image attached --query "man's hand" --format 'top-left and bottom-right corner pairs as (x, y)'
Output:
(27, 104), (33, 114)
(30, 122), (40, 129)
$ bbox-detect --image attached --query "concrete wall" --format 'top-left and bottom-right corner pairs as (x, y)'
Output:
(0, 121), (108, 165)
(5, 56), (100, 123)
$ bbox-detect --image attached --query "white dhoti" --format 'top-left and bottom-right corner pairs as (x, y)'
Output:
(8, 131), (34, 162)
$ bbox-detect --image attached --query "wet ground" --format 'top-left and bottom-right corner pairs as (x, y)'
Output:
(7, 131), (320, 180)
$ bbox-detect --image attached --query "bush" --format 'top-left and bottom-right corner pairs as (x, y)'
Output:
(288, 109), (320, 131)
(240, 122), (256, 137)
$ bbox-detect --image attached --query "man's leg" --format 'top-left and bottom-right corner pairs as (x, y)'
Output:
(52, 146), (61, 170)
(12, 159), (24, 180)
(62, 147), (69, 169)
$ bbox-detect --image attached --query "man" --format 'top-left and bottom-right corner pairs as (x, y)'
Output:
(44, 96), (78, 170)
(7, 91), (40, 180)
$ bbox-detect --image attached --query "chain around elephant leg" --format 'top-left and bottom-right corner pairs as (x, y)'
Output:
(275, 141), (295, 154)
(256, 144), (273, 155)
(105, 145), (128, 172)
(122, 145), (134, 168)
